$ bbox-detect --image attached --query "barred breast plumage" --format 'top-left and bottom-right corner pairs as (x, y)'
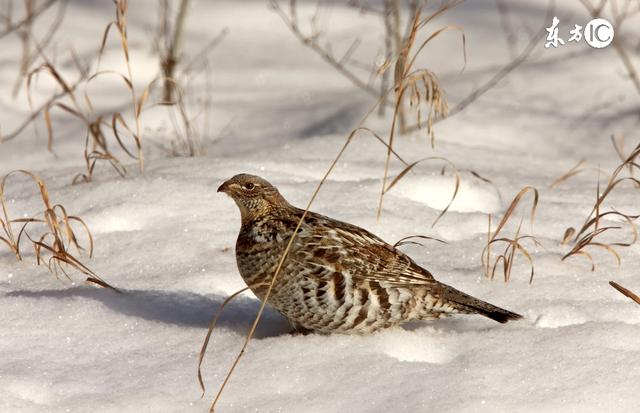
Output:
(218, 173), (521, 334)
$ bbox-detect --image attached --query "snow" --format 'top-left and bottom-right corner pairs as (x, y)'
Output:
(1, 0), (640, 412)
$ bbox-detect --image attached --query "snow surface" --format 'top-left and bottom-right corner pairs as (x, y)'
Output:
(1, 0), (640, 412)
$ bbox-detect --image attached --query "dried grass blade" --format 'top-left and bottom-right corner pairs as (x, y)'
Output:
(197, 286), (252, 397)
(492, 186), (538, 237)
(383, 156), (460, 228)
(44, 106), (54, 152)
(561, 227), (576, 245)
(550, 159), (586, 188)
(111, 113), (138, 159)
(609, 281), (640, 305)
(393, 234), (447, 248)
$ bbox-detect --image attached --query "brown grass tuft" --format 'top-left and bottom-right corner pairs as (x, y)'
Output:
(482, 186), (541, 283)
(376, 3), (465, 219)
(3, 0), (148, 183)
(0, 170), (116, 290)
(561, 139), (640, 271)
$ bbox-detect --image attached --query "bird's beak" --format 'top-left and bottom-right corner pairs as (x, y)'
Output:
(218, 181), (239, 194)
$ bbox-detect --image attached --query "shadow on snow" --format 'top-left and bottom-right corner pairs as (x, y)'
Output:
(6, 287), (290, 338)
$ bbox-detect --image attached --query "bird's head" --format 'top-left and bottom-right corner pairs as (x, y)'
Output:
(218, 174), (289, 222)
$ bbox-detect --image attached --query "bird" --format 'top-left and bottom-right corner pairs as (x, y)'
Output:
(218, 173), (522, 334)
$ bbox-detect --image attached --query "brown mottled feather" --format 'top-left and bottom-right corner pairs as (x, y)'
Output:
(219, 174), (522, 334)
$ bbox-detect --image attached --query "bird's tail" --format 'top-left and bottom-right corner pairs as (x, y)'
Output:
(439, 284), (522, 323)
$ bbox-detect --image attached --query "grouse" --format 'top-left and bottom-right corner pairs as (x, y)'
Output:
(218, 173), (521, 334)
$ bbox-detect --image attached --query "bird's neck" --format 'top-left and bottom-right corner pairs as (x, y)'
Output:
(238, 199), (295, 227)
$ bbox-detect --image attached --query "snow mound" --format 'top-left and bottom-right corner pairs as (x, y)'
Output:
(391, 174), (501, 214)
(535, 304), (589, 328)
(374, 328), (456, 363)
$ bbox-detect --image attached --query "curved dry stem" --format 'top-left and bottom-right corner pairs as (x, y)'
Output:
(377, 79), (408, 220)
(492, 186), (538, 237)
(482, 187), (539, 283)
(383, 156), (460, 227)
(1, 169), (116, 290)
(393, 234), (447, 248)
(564, 141), (640, 271)
(197, 286), (251, 397)
(549, 159), (586, 188)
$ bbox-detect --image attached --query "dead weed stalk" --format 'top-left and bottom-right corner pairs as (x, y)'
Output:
(482, 186), (540, 283)
(0, 170), (116, 290)
(376, 4), (465, 218)
(272, 0), (461, 136)
(5, 0), (146, 182)
(154, 0), (226, 156)
(561, 140), (640, 271)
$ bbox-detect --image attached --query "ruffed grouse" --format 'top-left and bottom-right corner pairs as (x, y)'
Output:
(218, 173), (521, 334)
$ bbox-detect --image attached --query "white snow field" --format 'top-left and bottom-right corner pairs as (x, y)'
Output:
(1, 0), (640, 412)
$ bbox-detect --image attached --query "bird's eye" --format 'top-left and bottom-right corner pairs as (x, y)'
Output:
(243, 182), (255, 190)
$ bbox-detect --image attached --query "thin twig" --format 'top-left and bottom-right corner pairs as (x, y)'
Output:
(579, 0), (640, 96)
(0, 0), (57, 39)
(270, 0), (379, 97)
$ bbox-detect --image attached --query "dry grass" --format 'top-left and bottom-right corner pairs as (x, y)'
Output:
(157, 0), (189, 103)
(0, 0), (67, 98)
(153, 0), (226, 156)
(482, 186), (541, 283)
(376, 4), (464, 219)
(405, 1), (553, 133)
(549, 159), (611, 189)
(11, 0), (146, 183)
(380, 155), (460, 225)
(0, 170), (116, 290)
(549, 159), (587, 189)
(276, 0), (543, 134)
(3, 0), (218, 165)
(5, 0), (205, 180)
(272, 0), (461, 137)
(393, 234), (447, 248)
(609, 281), (640, 305)
(561, 140), (640, 271)
(386, 0), (461, 135)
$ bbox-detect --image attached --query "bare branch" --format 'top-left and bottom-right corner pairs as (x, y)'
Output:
(270, 0), (379, 97)
(579, 0), (640, 96)
(0, 0), (57, 39)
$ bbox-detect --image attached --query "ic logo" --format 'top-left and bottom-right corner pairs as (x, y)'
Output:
(584, 18), (614, 48)
(544, 16), (614, 49)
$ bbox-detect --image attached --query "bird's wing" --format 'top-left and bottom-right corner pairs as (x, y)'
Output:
(287, 210), (437, 287)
